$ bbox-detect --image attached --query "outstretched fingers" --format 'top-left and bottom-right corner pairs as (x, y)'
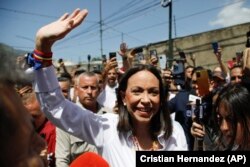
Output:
(67, 8), (81, 20)
(73, 9), (88, 27)
(59, 13), (69, 21)
(58, 8), (88, 27)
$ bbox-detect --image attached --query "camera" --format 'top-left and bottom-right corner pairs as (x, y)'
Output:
(172, 63), (185, 86)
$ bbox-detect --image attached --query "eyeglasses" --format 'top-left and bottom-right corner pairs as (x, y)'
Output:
(230, 76), (242, 81)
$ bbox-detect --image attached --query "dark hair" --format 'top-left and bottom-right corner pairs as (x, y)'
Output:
(57, 76), (71, 82)
(74, 69), (86, 77)
(214, 84), (250, 150)
(185, 65), (194, 70)
(230, 64), (242, 71)
(191, 66), (204, 76)
(116, 64), (172, 139)
(59, 72), (72, 81)
(0, 84), (28, 166)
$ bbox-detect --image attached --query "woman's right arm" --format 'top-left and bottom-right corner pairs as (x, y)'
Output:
(34, 65), (105, 147)
(31, 8), (108, 147)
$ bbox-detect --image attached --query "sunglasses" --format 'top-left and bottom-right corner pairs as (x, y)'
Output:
(230, 76), (242, 81)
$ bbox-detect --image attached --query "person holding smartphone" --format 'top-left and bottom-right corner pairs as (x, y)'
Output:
(212, 42), (230, 84)
(168, 66), (213, 150)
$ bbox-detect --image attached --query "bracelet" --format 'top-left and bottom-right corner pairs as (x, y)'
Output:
(26, 49), (53, 70)
(33, 49), (53, 58)
(33, 54), (52, 61)
(33, 49), (52, 63)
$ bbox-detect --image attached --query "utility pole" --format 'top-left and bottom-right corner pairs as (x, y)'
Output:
(161, 0), (173, 68)
(121, 32), (124, 43)
(87, 54), (91, 72)
(99, 0), (103, 57)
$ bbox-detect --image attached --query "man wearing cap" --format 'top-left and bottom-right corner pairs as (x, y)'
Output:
(211, 69), (227, 91)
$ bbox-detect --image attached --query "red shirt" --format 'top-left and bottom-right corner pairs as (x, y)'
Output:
(38, 119), (56, 167)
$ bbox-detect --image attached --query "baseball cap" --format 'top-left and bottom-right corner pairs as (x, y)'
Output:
(212, 71), (226, 81)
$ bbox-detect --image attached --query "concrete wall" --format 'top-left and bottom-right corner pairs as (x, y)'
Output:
(64, 22), (250, 73)
(144, 22), (250, 70)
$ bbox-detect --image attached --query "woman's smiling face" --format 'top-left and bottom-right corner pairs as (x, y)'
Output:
(122, 70), (160, 124)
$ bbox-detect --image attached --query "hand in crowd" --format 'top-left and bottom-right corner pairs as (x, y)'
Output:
(59, 61), (65, 67)
(243, 48), (250, 71)
(127, 48), (136, 60)
(35, 8), (88, 53)
(118, 42), (127, 59)
(190, 121), (205, 139)
(104, 57), (118, 72)
(214, 47), (222, 61)
(162, 69), (172, 83)
(190, 53), (196, 63)
(149, 56), (158, 67)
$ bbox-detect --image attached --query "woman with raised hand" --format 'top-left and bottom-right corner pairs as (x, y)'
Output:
(31, 8), (187, 167)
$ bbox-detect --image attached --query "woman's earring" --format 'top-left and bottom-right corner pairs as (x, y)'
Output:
(123, 103), (126, 106)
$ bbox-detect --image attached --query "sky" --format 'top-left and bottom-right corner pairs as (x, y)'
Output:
(1, 0), (250, 63)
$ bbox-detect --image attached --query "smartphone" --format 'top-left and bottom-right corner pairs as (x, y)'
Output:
(133, 47), (143, 54)
(150, 50), (158, 59)
(211, 42), (219, 53)
(109, 52), (116, 59)
(236, 52), (242, 62)
(196, 69), (210, 97)
(136, 52), (144, 61)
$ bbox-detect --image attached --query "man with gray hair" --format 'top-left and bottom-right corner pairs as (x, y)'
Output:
(56, 71), (110, 167)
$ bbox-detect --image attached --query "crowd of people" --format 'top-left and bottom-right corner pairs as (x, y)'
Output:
(1, 7), (250, 167)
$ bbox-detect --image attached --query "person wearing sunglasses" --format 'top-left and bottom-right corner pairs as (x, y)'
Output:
(230, 65), (243, 84)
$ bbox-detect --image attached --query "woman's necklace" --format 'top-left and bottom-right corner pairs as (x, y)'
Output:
(132, 135), (158, 151)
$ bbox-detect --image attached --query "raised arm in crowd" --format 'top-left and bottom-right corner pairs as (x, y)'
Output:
(29, 8), (187, 167)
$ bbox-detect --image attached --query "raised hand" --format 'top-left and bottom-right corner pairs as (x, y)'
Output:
(35, 8), (88, 53)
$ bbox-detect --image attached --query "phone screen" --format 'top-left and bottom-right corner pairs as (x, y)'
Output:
(196, 69), (210, 97)
(109, 52), (116, 59)
(136, 53), (144, 61)
(150, 50), (158, 59)
(211, 42), (219, 53)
